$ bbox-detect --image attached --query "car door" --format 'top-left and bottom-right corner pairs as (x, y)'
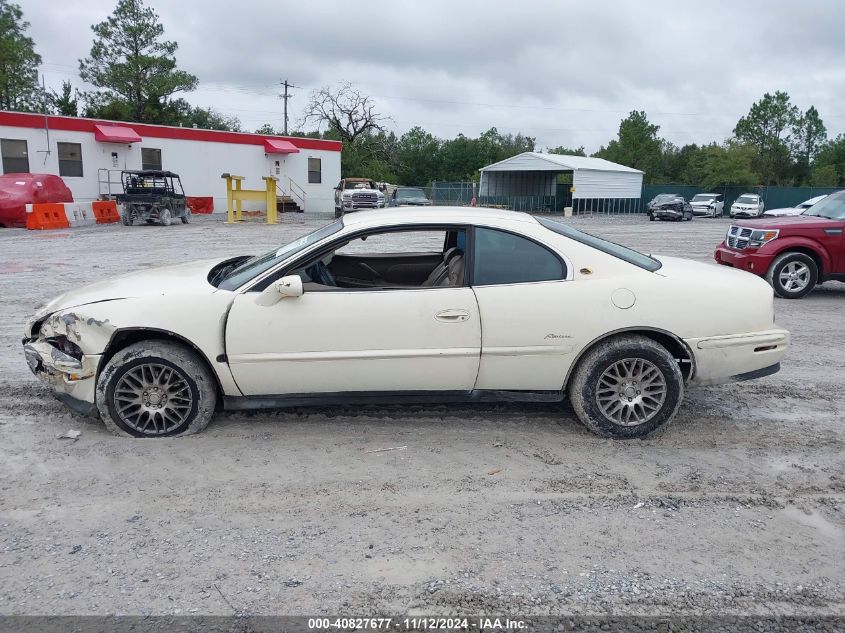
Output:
(469, 226), (575, 391)
(224, 227), (481, 396)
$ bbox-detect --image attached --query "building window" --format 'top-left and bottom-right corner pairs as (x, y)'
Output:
(308, 157), (321, 184)
(1, 138), (30, 174)
(141, 147), (162, 171)
(57, 142), (83, 177)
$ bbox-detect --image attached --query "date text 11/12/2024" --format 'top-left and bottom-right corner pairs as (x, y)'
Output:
(307, 617), (527, 630)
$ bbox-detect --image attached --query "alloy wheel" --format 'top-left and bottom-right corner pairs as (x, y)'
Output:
(596, 358), (667, 426)
(113, 363), (193, 435)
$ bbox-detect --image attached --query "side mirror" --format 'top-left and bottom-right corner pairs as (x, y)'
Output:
(254, 275), (303, 306)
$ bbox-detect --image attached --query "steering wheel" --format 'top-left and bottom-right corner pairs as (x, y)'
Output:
(306, 261), (336, 286)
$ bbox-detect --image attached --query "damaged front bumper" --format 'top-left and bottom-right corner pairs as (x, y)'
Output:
(23, 339), (100, 417)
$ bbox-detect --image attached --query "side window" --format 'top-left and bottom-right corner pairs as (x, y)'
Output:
(57, 142), (83, 177)
(141, 147), (162, 171)
(308, 157), (321, 184)
(1, 138), (29, 173)
(472, 227), (564, 285)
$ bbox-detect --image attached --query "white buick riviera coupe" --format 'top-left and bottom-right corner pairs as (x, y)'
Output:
(23, 208), (790, 439)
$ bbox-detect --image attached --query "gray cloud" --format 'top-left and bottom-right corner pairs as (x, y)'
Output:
(23, 0), (845, 152)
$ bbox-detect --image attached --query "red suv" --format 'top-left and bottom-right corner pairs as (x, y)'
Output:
(714, 190), (845, 299)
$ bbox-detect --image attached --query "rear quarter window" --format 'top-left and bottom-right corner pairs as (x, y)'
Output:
(473, 227), (564, 285)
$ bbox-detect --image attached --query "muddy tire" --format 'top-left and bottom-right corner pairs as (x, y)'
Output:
(121, 207), (133, 226)
(568, 335), (683, 439)
(181, 207), (191, 224)
(96, 341), (216, 438)
(160, 206), (172, 226)
(766, 251), (817, 299)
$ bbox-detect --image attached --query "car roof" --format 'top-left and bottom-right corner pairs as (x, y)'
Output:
(340, 206), (540, 228)
(738, 193), (759, 197)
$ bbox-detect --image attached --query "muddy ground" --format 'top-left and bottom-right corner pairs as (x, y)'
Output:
(0, 212), (842, 617)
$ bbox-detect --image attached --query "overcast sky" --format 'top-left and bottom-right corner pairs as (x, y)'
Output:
(23, 0), (845, 152)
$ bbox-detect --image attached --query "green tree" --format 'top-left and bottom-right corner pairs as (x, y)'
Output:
(685, 142), (760, 190)
(547, 145), (585, 156)
(593, 111), (664, 181)
(813, 134), (845, 186)
(0, 0), (42, 111)
(79, 0), (198, 122)
(733, 91), (798, 184)
(48, 80), (79, 116)
(791, 105), (827, 166)
(396, 126), (441, 185)
(810, 164), (839, 187)
(254, 123), (279, 135)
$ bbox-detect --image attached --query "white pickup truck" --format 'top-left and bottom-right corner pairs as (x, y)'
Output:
(334, 178), (385, 217)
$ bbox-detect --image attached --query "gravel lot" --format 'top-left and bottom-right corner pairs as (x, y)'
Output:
(0, 212), (843, 618)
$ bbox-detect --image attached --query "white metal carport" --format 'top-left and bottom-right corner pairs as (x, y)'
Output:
(478, 152), (644, 213)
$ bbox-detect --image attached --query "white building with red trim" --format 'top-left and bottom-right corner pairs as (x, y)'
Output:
(0, 111), (342, 213)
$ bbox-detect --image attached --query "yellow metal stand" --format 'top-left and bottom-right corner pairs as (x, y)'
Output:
(221, 174), (278, 224)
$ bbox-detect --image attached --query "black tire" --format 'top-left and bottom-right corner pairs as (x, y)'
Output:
(568, 335), (684, 439)
(96, 341), (217, 438)
(121, 207), (133, 226)
(648, 213), (655, 222)
(160, 205), (173, 226)
(765, 251), (818, 299)
(181, 207), (191, 224)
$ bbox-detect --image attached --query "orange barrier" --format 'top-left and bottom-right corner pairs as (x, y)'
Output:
(25, 203), (70, 230)
(186, 196), (214, 214)
(92, 200), (121, 224)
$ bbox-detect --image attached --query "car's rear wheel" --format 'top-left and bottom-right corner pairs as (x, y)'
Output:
(121, 207), (133, 226)
(568, 336), (684, 439)
(766, 252), (817, 299)
(96, 341), (216, 438)
(181, 207), (191, 224)
(160, 205), (172, 226)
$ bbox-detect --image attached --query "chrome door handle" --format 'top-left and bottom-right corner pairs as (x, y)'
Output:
(435, 309), (470, 322)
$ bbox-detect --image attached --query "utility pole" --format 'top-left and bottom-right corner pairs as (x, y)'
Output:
(280, 79), (299, 135)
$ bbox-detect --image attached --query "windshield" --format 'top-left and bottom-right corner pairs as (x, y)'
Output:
(803, 192), (845, 220)
(345, 181), (375, 189)
(536, 217), (661, 272)
(398, 188), (426, 199)
(217, 219), (343, 290)
(652, 194), (675, 202)
(736, 195), (758, 204)
(692, 194), (716, 202)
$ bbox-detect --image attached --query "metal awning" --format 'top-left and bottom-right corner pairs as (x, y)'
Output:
(93, 124), (142, 144)
(263, 139), (300, 154)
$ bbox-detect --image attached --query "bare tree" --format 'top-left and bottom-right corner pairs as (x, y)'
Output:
(299, 82), (389, 145)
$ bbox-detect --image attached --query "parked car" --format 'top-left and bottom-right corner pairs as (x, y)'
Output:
(763, 195), (828, 218)
(116, 170), (190, 226)
(690, 193), (725, 218)
(649, 197), (694, 222)
(730, 193), (765, 218)
(389, 186), (433, 207)
(334, 178), (385, 217)
(646, 193), (678, 214)
(24, 207), (788, 440)
(714, 189), (845, 298)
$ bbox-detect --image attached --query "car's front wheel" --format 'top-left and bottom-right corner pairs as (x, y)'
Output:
(160, 206), (172, 226)
(568, 336), (684, 439)
(96, 341), (217, 438)
(181, 207), (192, 224)
(766, 252), (818, 299)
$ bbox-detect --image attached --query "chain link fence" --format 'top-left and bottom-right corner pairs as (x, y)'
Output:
(398, 182), (844, 215)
